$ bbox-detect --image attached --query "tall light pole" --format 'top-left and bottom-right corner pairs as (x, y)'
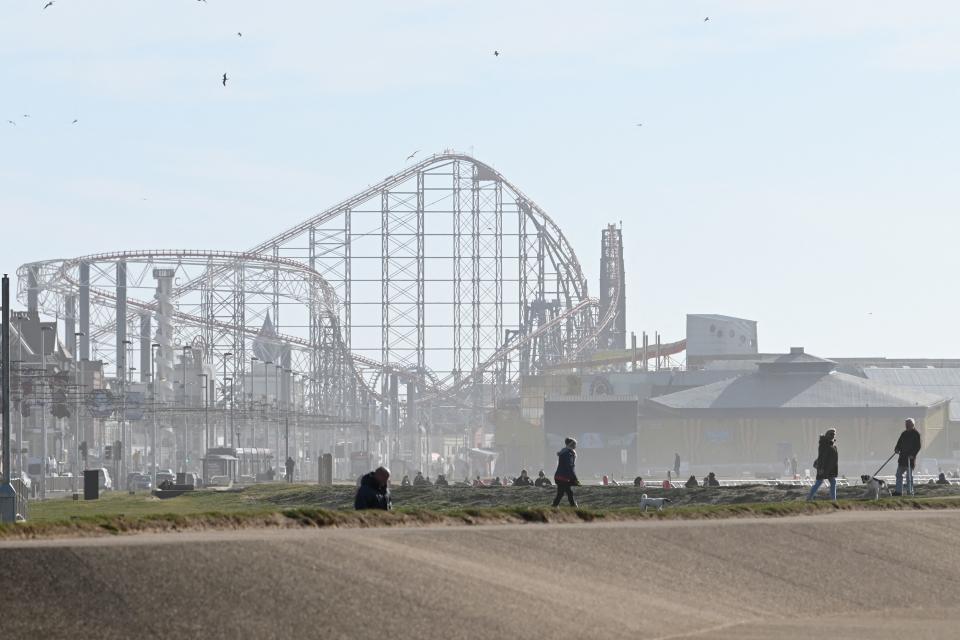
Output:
(121, 338), (132, 489)
(225, 377), (234, 450)
(181, 345), (190, 472)
(221, 352), (233, 446)
(73, 331), (84, 495)
(150, 342), (160, 490)
(198, 373), (209, 452)
(39, 324), (54, 500)
(263, 360), (272, 451)
(250, 356), (259, 450)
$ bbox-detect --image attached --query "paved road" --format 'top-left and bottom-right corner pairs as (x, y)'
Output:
(2, 510), (960, 639)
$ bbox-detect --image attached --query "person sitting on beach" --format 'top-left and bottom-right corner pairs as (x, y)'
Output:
(491, 476), (503, 486)
(707, 472), (720, 487)
(473, 475), (485, 487)
(535, 470), (552, 487)
(513, 470), (534, 486)
(633, 476), (644, 487)
(937, 472), (950, 485)
(401, 475), (411, 487)
(435, 474), (449, 486)
(684, 475), (699, 488)
(413, 471), (430, 486)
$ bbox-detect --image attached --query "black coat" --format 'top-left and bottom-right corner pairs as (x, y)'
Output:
(814, 436), (839, 480)
(554, 447), (578, 485)
(895, 429), (922, 466)
(354, 472), (392, 510)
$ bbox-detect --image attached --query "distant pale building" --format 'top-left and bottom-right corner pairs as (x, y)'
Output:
(643, 348), (949, 474)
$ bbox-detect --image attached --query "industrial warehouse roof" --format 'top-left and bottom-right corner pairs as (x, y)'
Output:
(650, 351), (947, 412)
(860, 368), (960, 421)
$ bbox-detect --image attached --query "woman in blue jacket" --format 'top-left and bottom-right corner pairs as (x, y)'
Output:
(552, 437), (579, 507)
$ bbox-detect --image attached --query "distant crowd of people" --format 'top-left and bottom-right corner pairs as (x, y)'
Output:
(354, 418), (936, 511)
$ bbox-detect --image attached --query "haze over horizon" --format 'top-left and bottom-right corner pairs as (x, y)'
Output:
(3, 0), (959, 359)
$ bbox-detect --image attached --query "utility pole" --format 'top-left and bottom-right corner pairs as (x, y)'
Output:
(198, 373), (209, 453)
(221, 352), (232, 446)
(40, 324), (53, 500)
(151, 342), (160, 491)
(1, 274), (17, 523)
(74, 331), (84, 497)
(121, 338), (132, 489)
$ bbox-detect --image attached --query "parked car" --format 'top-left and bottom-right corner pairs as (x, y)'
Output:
(126, 472), (153, 491)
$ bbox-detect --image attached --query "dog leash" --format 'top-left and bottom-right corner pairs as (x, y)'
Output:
(871, 452), (896, 479)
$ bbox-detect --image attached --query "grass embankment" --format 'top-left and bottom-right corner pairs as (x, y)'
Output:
(6, 483), (960, 540)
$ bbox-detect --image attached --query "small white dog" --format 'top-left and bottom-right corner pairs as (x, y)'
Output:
(640, 494), (672, 512)
(860, 474), (890, 500)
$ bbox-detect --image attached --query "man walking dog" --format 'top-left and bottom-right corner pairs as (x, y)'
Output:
(893, 418), (922, 496)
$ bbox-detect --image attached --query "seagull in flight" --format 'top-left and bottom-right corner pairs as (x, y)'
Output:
(43, 1), (54, 9)
(237, 32), (242, 37)
(704, 16), (710, 22)
(222, 73), (228, 86)
(71, 119), (78, 124)
(406, 150), (420, 161)
(635, 123), (642, 127)
(6, 120), (15, 126)
(493, 50), (500, 57)
(23, 114), (30, 118)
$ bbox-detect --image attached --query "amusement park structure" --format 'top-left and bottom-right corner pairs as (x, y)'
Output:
(16, 152), (625, 476)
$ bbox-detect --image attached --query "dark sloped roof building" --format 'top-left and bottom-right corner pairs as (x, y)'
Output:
(642, 348), (949, 476)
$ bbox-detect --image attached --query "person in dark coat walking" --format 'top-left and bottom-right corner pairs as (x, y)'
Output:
(552, 437), (579, 507)
(893, 418), (922, 496)
(354, 466), (392, 510)
(807, 429), (839, 501)
(284, 456), (295, 483)
(673, 452), (681, 478)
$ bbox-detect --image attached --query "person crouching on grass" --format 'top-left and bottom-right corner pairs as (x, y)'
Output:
(552, 437), (579, 508)
(807, 428), (839, 501)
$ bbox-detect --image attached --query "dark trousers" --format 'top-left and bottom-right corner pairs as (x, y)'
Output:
(552, 481), (577, 507)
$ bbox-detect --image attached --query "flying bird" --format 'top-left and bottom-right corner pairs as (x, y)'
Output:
(635, 123), (642, 127)
(704, 16), (710, 22)
(493, 50), (500, 57)
(43, 1), (54, 9)
(222, 73), (228, 86)
(237, 32), (242, 37)
(23, 114), (30, 118)
(406, 150), (420, 161)
(6, 120), (15, 126)
(71, 119), (78, 124)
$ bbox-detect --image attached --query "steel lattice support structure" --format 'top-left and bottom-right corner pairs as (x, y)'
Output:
(17, 153), (620, 445)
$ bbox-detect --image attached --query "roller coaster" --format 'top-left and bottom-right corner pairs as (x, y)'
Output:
(18, 152), (622, 440)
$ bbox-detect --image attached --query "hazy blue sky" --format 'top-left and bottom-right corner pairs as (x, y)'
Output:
(2, 1), (959, 358)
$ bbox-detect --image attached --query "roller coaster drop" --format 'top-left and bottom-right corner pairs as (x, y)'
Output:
(18, 152), (622, 458)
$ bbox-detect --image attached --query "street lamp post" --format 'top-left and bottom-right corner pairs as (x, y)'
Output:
(225, 377), (234, 450)
(221, 352), (233, 446)
(121, 338), (132, 489)
(263, 360), (272, 451)
(198, 373), (209, 452)
(73, 331), (84, 496)
(40, 325), (54, 500)
(251, 356), (259, 450)
(150, 342), (160, 491)
(181, 345), (190, 472)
